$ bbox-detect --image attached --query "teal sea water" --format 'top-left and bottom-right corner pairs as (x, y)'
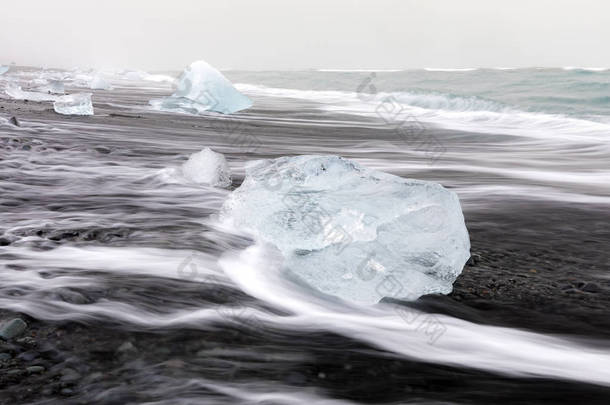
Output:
(228, 68), (610, 121)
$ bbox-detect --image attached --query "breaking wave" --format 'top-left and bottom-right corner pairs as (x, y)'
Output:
(562, 66), (609, 72)
(424, 67), (479, 72)
(237, 84), (610, 142)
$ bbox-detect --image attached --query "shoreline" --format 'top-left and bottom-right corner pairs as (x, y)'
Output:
(1, 95), (609, 404)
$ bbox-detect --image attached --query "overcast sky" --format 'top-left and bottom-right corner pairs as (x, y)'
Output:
(1, 0), (609, 71)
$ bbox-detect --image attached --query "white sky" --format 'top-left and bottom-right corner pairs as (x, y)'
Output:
(1, 0), (609, 70)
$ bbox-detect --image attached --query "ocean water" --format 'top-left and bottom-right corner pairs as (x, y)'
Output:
(1, 67), (609, 404)
(233, 67), (610, 118)
(227, 68), (610, 203)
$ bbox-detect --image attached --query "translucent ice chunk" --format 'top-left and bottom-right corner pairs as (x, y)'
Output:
(124, 71), (145, 81)
(90, 75), (112, 90)
(150, 60), (252, 114)
(182, 148), (232, 187)
(36, 80), (65, 94)
(220, 155), (471, 304)
(5, 83), (59, 101)
(0, 66), (8, 75)
(53, 93), (94, 116)
(48, 80), (64, 94)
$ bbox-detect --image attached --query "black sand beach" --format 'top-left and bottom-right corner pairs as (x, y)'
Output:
(1, 91), (610, 404)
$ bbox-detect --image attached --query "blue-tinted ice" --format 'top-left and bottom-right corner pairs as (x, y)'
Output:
(90, 75), (112, 90)
(150, 60), (252, 114)
(182, 148), (232, 187)
(5, 83), (59, 101)
(53, 93), (94, 116)
(221, 155), (471, 304)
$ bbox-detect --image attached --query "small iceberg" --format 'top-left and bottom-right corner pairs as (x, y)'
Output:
(220, 155), (470, 304)
(53, 93), (94, 116)
(124, 71), (145, 81)
(0, 66), (9, 75)
(5, 83), (59, 101)
(36, 80), (65, 95)
(150, 60), (252, 114)
(90, 75), (112, 90)
(182, 148), (232, 187)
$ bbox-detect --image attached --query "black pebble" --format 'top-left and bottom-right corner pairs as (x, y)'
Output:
(9, 116), (20, 127)
(582, 282), (602, 293)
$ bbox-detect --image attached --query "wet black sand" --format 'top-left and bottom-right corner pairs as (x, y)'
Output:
(1, 96), (609, 404)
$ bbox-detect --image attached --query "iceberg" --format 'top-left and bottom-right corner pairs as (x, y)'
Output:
(150, 60), (252, 114)
(5, 83), (59, 101)
(71, 73), (95, 87)
(53, 93), (94, 116)
(36, 79), (65, 94)
(0, 66), (8, 75)
(90, 75), (112, 90)
(182, 148), (232, 187)
(124, 71), (145, 81)
(220, 155), (470, 304)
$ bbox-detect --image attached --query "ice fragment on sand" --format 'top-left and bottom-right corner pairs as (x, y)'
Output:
(182, 148), (232, 187)
(124, 71), (145, 81)
(36, 80), (65, 94)
(220, 155), (471, 304)
(90, 75), (112, 90)
(53, 93), (94, 116)
(5, 83), (59, 101)
(150, 60), (252, 114)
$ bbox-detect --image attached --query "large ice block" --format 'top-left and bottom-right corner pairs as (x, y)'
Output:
(220, 155), (471, 304)
(53, 93), (94, 116)
(182, 148), (232, 188)
(150, 60), (252, 114)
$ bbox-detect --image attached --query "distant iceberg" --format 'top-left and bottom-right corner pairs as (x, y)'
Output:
(124, 71), (145, 81)
(220, 155), (470, 304)
(150, 60), (252, 114)
(53, 93), (94, 116)
(90, 75), (112, 90)
(182, 148), (232, 187)
(35, 80), (65, 95)
(5, 83), (59, 101)
(0, 66), (9, 75)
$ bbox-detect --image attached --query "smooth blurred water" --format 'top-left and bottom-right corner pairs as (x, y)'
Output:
(1, 66), (609, 404)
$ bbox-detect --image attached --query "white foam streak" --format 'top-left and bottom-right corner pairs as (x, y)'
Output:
(457, 185), (610, 205)
(563, 66), (608, 72)
(0, 298), (227, 327)
(205, 381), (359, 405)
(219, 244), (610, 387)
(317, 69), (403, 72)
(141, 378), (360, 405)
(3, 241), (610, 386)
(236, 84), (610, 143)
(424, 68), (479, 72)
(3, 246), (221, 281)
